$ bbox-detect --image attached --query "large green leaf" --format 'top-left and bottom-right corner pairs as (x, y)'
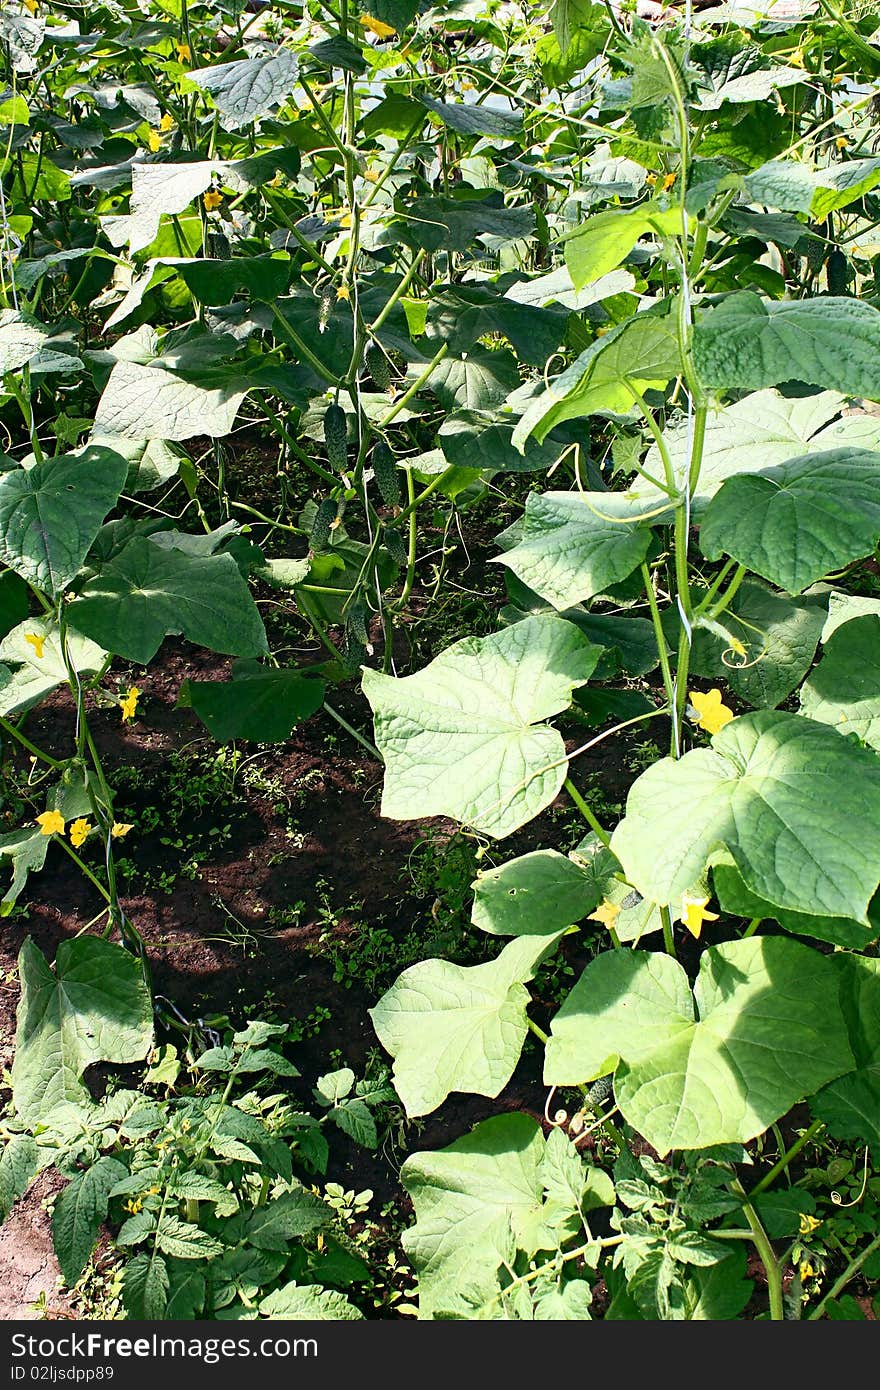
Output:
(0, 826), (49, 916)
(122, 1252), (170, 1319)
(646, 389), (880, 515)
(470, 846), (610, 936)
(363, 615), (600, 838)
(712, 857), (880, 950)
(391, 195), (535, 254)
(69, 537), (268, 664)
(812, 955), (880, 1148)
(513, 313), (682, 448)
(494, 490), (656, 608)
(423, 348), (519, 412)
(564, 205), (682, 289)
(52, 1156), (127, 1285)
(544, 939), (853, 1154)
(800, 614), (880, 749)
(0, 620), (107, 718)
(0, 308), (48, 373)
(611, 710), (880, 922)
(419, 95), (522, 138)
(0, 1135), (38, 1221)
(699, 449), (880, 594)
(426, 286), (565, 367)
(743, 157), (880, 219)
(401, 1114), (555, 1319)
(686, 580), (827, 709)
(693, 43), (804, 110)
(438, 411), (569, 473)
(0, 447), (128, 594)
(693, 293), (880, 398)
(187, 49), (300, 130)
(12, 937), (153, 1124)
(178, 660), (325, 741)
(94, 359), (247, 441)
(260, 1282), (364, 1319)
(370, 936), (558, 1116)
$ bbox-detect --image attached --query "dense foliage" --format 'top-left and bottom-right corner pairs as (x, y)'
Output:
(3, 0), (880, 1321)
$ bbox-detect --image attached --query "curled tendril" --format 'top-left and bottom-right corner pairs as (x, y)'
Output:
(542, 351), (566, 391)
(544, 1086), (567, 1128)
(831, 1147), (870, 1208)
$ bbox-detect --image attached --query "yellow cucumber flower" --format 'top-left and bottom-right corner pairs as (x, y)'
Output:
(588, 899), (621, 932)
(35, 810), (65, 836)
(359, 15), (396, 39)
(689, 688), (734, 735)
(68, 818), (92, 850)
(120, 687), (141, 722)
(176, 41), (191, 63)
(24, 632), (46, 659)
(112, 822), (133, 839)
(678, 893), (719, 940)
(203, 189), (223, 212)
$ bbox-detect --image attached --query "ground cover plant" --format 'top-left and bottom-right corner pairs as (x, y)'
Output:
(1, 0), (880, 1322)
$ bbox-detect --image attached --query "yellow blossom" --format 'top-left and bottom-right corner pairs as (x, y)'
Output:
(147, 129), (162, 152)
(689, 687), (734, 735)
(35, 810), (65, 837)
(160, 113), (174, 132)
(69, 818), (92, 850)
(176, 41), (191, 63)
(23, 632), (46, 659)
(832, 74), (844, 85)
(123, 1198), (143, 1215)
(364, 168), (380, 183)
(790, 46), (805, 68)
(461, 81), (476, 92)
(678, 893), (719, 940)
(203, 189), (223, 212)
(588, 899), (621, 932)
(799, 1212), (821, 1236)
(120, 686), (141, 722)
(112, 822), (133, 839)
(645, 172), (658, 186)
(799, 1259), (815, 1281)
(336, 283), (351, 301)
(23, 0), (38, 12)
(359, 14), (397, 39)
(338, 211), (353, 229)
(836, 136), (848, 150)
(662, 172), (677, 191)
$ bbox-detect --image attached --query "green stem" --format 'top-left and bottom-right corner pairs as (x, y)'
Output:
(660, 904), (677, 959)
(640, 562), (676, 717)
(324, 702), (381, 761)
(742, 916), (763, 939)
(369, 250), (427, 336)
(563, 775), (611, 848)
(0, 716), (63, 768)
(815, 0), (880, 68)
(809, 1230), (880, 1319)
(270, 302), (336, 385)
(57, 837), (112, 904)
(730, 1178), (784, 1320)
(527, 1017), (550, 1045)
(396, 465), (419, 609)
(751, 1119), (825, 1198)
(255, 398), (338, 487)
(379, 344), (449, 430)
